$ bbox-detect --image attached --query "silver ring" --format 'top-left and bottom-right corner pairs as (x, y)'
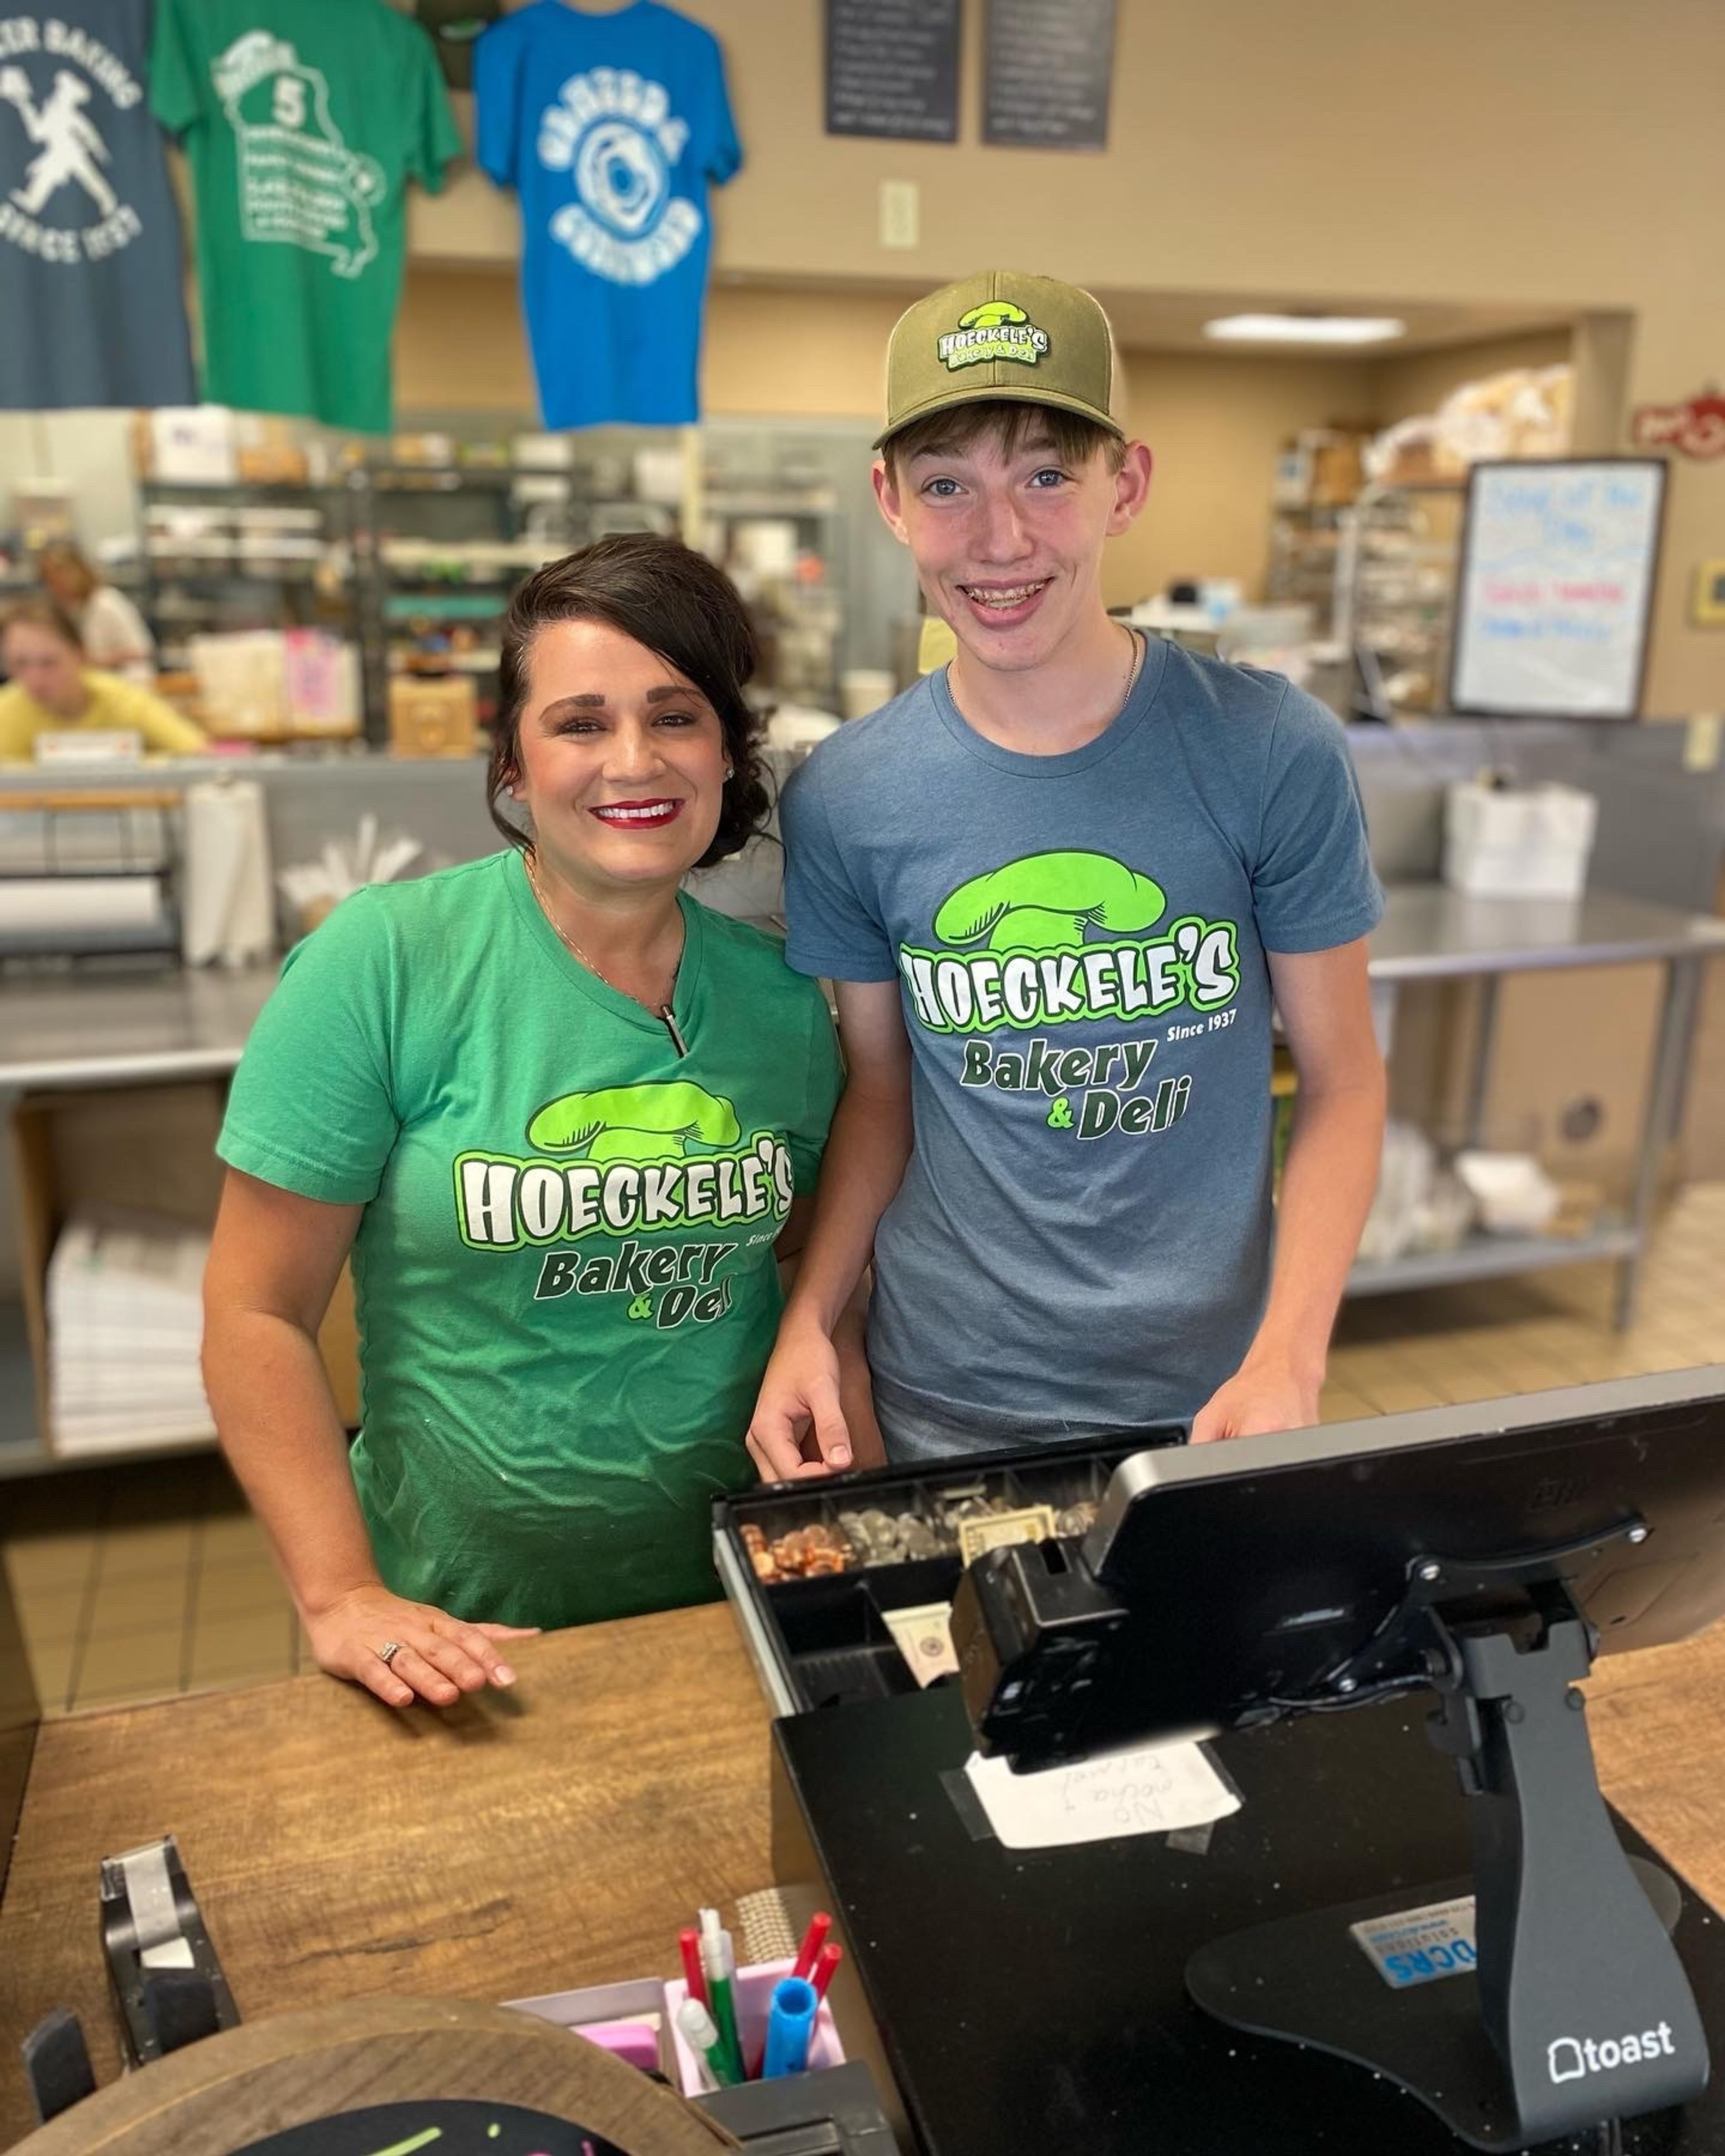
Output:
(377, 1640), (402, 1666)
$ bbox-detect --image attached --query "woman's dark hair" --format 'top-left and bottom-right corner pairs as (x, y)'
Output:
(487, 534), (770, 869)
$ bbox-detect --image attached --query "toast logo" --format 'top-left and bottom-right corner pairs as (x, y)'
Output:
(1548, 2023), (1676, 2084)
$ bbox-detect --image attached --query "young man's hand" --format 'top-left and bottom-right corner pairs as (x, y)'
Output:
(303, 1583), (540, 1709)
(1188, 1353), (1322, 1445)
(746, 1314), (855, 1481)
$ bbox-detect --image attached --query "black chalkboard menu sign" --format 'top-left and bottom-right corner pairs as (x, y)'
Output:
(236, 2101), (631, 2156)
(983, 0), (1116, 149)
(825, 0), (963, 141)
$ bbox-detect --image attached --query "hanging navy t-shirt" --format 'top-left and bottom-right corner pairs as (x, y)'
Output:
(0, 0), (195, 409)
(473, 0), (739, 429)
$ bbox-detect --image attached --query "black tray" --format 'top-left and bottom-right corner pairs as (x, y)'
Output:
(712, 1428), (1183, 1715)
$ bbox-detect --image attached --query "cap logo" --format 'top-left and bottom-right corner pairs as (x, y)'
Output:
(938, 299), (1050, 372)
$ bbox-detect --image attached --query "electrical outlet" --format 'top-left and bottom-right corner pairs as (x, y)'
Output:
(880, 180), (919, 250)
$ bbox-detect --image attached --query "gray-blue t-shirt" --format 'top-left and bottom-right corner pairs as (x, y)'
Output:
(781, 636), (1384, 1445)
(0, 0), (195, 411)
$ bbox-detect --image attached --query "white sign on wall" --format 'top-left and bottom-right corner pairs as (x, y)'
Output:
(1449, 459), (1667, 720)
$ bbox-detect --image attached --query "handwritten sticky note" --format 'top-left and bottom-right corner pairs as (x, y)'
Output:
(964, 1738), (1239, 1851)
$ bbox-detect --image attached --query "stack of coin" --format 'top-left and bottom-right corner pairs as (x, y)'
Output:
(835, 1506), (944, 1565)
(740, 1518), (855, 1583)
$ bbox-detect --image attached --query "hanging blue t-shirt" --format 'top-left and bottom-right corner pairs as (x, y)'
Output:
(474, 0), (739, 429)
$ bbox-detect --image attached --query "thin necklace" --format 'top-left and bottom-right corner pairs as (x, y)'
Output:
(1117, 622), (1146, 709)
(524, 848), (689, 1059)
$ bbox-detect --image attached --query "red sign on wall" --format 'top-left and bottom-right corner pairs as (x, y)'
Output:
(1632, 392), (1725, 459)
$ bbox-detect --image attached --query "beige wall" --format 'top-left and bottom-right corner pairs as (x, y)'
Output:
(1110, 350), (1372, 609)
(393, 264), (1627, 616)
(414, 0), (1725, 716)
(396, 267), (1379, 607)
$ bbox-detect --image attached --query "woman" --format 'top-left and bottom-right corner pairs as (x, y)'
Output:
(203, 536), (878, 1712)
(0, 601), (207, 759)
(37, 541), (159, 684)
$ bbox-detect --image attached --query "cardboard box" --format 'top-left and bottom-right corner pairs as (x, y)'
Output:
(389, 673), (478, 759)
(138, 406), (238, 484)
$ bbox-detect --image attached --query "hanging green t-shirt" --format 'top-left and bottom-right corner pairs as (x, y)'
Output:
(217, 851), (842, 1629)
(149, 0), (461, 432)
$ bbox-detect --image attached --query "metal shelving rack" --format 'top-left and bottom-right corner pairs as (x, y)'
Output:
(126, 433), (877, 744)
(137, 477), (361, 678)
(1332, 481), (1466, 718)
(1265, 502), (1349, 616)
(353, 461), (675, 739)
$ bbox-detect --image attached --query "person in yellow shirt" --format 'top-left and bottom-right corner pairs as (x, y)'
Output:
(0, 601), (207, 760)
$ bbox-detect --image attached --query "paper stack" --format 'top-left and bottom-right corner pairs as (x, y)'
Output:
(181, 779), (274, 969)
(47, 1212), (215, 1457)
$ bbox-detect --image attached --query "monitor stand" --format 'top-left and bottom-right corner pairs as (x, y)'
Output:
(1188, 1572), (1711, 2150)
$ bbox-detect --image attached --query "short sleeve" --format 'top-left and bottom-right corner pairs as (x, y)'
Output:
(218, 892), (402, 1205)
(472, 18), (519, 187)
(780, 755), (898, 983)
(786, 988), (843, 1193)
(702, 34), (741, 185)
(408, 25), (464, 192)
(147, 0), (202, 137)
(82, 589), (151, 668)
(1251, 684), (1385, 954)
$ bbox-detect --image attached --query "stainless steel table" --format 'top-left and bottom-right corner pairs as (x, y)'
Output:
(0, 965), (278, 1092)
(1358, 886), (1725, 1323)
(3, 892), (1722, 1471)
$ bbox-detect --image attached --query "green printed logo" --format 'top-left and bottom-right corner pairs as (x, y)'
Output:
(1046, 1096), (1074, 1128)
(938, 300), (1050, 372)
(528, 1080), (739, 1162)
(453, 1079), (794, 1252)
(936, 852), (1166, 954)
(899, 849), (1240, 1035)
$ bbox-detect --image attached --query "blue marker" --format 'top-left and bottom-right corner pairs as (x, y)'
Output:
(762, 1975), (818, 2079)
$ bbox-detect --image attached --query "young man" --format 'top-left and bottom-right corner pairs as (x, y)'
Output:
(748, 270), (1385, 1473)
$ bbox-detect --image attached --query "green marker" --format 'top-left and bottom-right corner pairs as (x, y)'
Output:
(699, 1919), (747, 2083)
(677, 1997), (741, 2089)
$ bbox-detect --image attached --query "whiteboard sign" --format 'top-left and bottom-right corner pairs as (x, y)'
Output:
(1449, 459), (1666, 719)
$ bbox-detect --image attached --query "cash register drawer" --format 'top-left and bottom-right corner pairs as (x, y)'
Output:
(712, 1430), (1183, 1718)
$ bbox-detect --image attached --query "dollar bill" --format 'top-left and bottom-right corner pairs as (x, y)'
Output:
(956, 1504), (1057, 1565)
(883, 1602), (960, 1687)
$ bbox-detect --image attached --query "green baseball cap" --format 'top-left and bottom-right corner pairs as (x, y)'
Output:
(875, 269), (1124, 452)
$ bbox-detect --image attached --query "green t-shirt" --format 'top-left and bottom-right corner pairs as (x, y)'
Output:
(218, 852), (842, 1628)
(149, 0), (461, 432)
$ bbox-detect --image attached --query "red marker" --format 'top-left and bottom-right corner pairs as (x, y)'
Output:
(679, 1926), (708, 2009)
(810, 1940), (843, 2001)
(793, 1911), (832, 1981)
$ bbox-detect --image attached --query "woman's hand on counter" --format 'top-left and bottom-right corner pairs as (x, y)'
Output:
(303, 1583), (541, 1710)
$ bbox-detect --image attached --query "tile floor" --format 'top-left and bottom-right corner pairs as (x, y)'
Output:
(6, 1180), (1725, 1719)
(3, 1449), (311, 1715)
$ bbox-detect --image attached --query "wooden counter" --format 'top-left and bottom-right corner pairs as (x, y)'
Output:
(3, 1604), (1723, 2151)
(0, 1605), (772, 2148)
